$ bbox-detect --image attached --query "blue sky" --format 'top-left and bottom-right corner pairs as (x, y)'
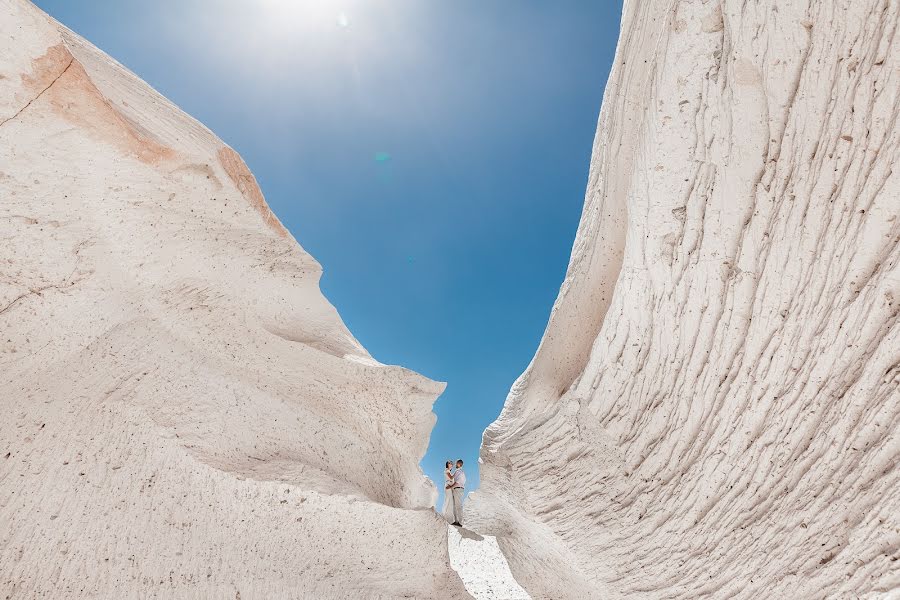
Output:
(34, 0), (623, 502)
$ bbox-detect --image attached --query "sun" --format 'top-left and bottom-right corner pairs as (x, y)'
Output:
(257, 0), (351, 37)
(260, 0), (344, 20)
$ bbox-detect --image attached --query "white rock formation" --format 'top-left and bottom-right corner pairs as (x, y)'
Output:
(447, 526), (531, 600)
(0, 1), (468, 597)
(469, 0), (900, 598)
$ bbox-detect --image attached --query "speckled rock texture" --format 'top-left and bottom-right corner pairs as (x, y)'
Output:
(447, 526), (531, 600)
(0, 1), (467, 597)
(468, 0), (900, 598)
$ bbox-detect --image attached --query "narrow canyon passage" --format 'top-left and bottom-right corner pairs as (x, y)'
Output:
(2, 0), (897, 598)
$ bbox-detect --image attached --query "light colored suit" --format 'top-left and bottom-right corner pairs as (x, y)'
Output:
(450, 468), (465, 524)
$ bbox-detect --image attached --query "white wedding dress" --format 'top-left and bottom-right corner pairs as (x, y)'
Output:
(440, 469), (455, 522)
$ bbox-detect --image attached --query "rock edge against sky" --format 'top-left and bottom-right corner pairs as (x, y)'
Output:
(470, 0), (899, 598)
(1, 0), (467, 597)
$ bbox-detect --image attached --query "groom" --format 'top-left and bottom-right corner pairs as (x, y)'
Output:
(449, 459), (466, 527)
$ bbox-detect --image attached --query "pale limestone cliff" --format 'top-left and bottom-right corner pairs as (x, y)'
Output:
(0, 1), (467, 597)
(469, 0), (900, 598)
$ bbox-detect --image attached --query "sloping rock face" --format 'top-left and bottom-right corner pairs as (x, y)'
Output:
(469, 0), (899, 598)
(0, 1), (467, 597)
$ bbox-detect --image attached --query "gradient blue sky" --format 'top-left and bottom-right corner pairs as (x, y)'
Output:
(33, 0), (623, 502)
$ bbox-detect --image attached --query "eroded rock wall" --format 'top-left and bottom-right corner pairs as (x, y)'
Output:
(0, 1), (467, 597)
(470, 0), (900, 598)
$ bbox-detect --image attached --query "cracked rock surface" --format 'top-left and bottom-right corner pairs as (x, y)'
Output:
(468, 0), (900, 598)
(0, 1), (467, 597)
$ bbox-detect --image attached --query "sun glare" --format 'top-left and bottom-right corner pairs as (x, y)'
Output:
(259, 0), (348, 27)
(240, 0), (356, 64)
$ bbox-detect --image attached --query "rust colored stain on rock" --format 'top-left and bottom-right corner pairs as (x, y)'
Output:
(217, 146), (289, 238)
(21, 43), (71, 95)
(45, 59), (176, 165)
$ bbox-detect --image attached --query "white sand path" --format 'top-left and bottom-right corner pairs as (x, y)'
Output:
(447, 525), (531, 600)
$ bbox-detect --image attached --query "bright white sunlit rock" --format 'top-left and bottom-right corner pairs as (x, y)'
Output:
(0, 1), (466, 597)
(468, 0), (900, 598)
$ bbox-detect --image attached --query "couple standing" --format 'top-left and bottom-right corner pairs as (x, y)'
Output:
(441, 459), (466, 527)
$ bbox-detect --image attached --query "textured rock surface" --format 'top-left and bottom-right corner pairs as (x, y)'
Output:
(447, 526), (531, 600)
(0, 1), (467, 597)
(469, 0), (900, 598)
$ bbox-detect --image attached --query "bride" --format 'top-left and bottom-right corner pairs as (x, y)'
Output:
(440, 460), (455, 522)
